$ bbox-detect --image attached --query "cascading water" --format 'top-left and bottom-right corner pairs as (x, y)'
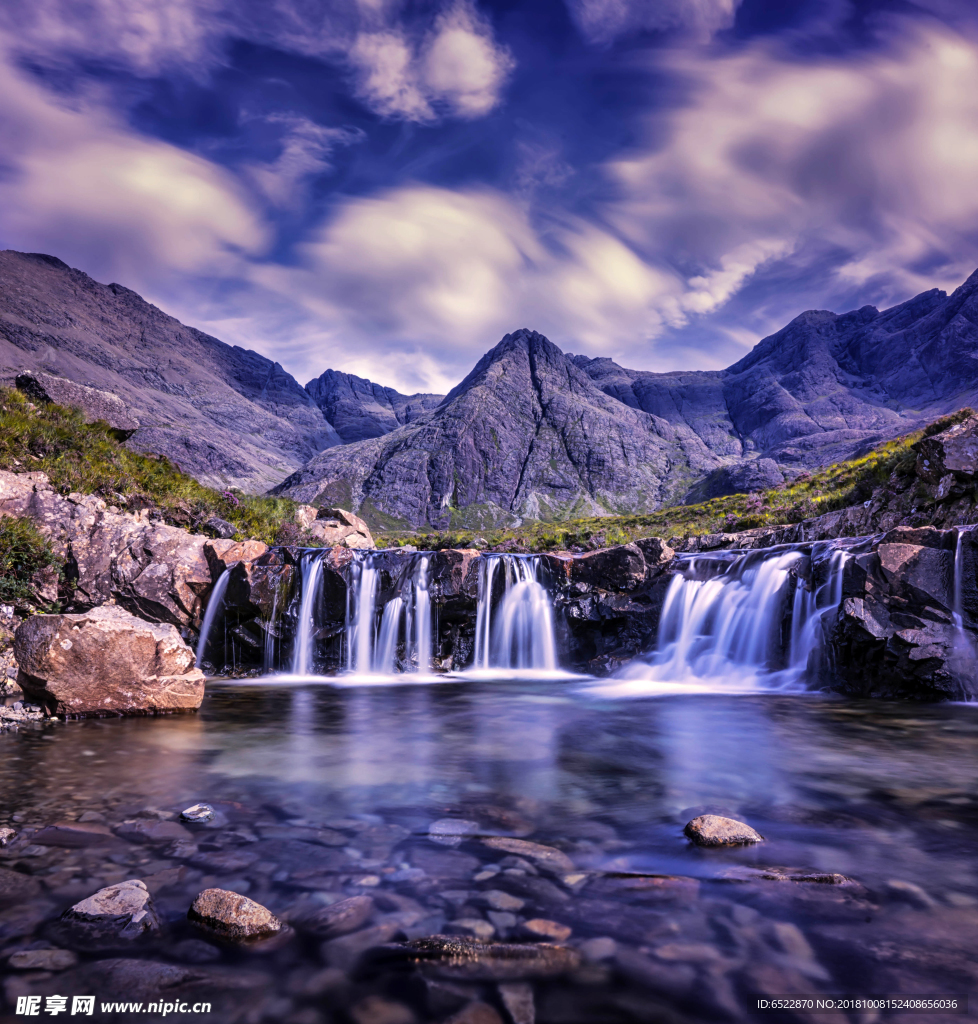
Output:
(471, 555), (558, 673)
(950, 527), (977, 698)
(196, 569), (230, 671)
(596, 542), (851, 695)
(292, 552), (325, 676)
(344, 553), (434, 676)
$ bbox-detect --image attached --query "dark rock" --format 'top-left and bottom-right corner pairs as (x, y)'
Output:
(914, 413), (978, 484)
(685, 457), (785, 501)
(204, 516), (237, 540)
(15, 371), (140, 436)
(0, 868), (42, 906)
(188, 888), (284, 941)
(321, 920), (408, 970)
(298, 895), (374, 938)
(568, 545), (646, 592)
(116, 819), (193, 845)
(497, 982), (534, 1024)
(444, 1002), (505, 1024)
(32, 821), (115, 847)
(480, 838), (574, 876)
(367, 935), (581, 981)
(349, 995), (417, 1024)
(168, 938), (222, 963)
(684, 815), (763, 847)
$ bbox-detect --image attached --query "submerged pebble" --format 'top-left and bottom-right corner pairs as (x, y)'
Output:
(188, 887), (285, 941)
(684, 815), (763, 847)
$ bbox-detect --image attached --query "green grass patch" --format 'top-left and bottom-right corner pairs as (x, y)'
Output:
(0, 516), (61, 606)
(0, 387), (298, 545)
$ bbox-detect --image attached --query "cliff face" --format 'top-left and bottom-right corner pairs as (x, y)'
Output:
(274, 330), (712, 529)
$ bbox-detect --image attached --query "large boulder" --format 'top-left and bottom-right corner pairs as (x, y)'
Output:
(915, 414), (978, 489)
(15, 371), (140, 437)
(305, 507), (375, 549)
(14, 605), (205, 716)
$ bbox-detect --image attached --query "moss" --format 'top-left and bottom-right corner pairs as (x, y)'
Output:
(0, 387), (297, 545)
(0, 516), (61, 607)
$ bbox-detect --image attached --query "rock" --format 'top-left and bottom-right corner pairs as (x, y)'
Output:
(520, 918), (571, 942)
(180, 803), (215, 823)
(884, 879), (937, 909)
(368, 936), (581, 981)
(0, 867), (42, 905)
(188, 888), (285, 941)
(305, 507), (375, 549)
(0, 826), (16, 846)
(321, 920), (407, 970)
(428, 819), (480, 847)
(480, 838), (575, 875)
(914, 413), (978, 484)
(204, 539), (268, 577)
(116, 819), (193, 845)
(294, 505), (318, 530)
(167, 938), (221, 963)
(15, 371), (140, 436)
(298, 895), (374, 938)
(684, 815), (763, 847)
(349, 995), (417, 1024)
(445, 1003), (504, 1024)
(8, 948), (78, 970)
(568, 544), (646, 592)
(498, 982), (534, 1024)
(686, 457), (785, 501)
(14, 605), (204, 716)
(447, 919), (496, 941)
(62, 879), (160, 940)
(579, 937), (616, 962)
(480, 890), (525, 913)
(204, 516), (237, 540)
(32, 821), (115, 847)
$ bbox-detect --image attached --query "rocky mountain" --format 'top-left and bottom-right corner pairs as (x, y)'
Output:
(276, 268), (978, 528)
(305, 369), (443, 443)
(274, 329), (728, 529)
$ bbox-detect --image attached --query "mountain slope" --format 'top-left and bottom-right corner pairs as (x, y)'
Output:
(275, 330), (711, 529)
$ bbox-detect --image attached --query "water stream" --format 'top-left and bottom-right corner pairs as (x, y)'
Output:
(195, 567), (229, 669)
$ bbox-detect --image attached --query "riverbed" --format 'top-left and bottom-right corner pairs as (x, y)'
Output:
(2, 682), (976, 1022)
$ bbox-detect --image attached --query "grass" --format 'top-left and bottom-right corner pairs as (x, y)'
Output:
(0, 387), (299, 545)
(379, 409), (977, 553)
(0, 516), (61, 607)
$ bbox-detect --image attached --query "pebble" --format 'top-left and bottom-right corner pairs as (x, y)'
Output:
(8, 948), (79, 970)
(428, 819), (480, 847)
(481, 890), (525, 912)
(299, 895), (374, 939)
(498, 981), (535, 1024)
(115, 819), (193, 845)
(579, 937), (616, 962)
(62, 879), (160, 940)
(32, 821), (115, 847)
(349, 995), (416, 1024)
(448, 918), (496, 941)
(683, 815), (763, 847)
(188, 888), (285, 941)
(521, 919), (571, 942)
(0, 826), (17, 846)
(481, 838), (575, 875)
(180, 803), (216, 823)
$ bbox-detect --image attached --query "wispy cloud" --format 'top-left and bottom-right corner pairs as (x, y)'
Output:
(566, 0), (743, 45)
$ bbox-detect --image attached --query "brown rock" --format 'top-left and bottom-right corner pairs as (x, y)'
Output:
(521, 918), (572, 942)
(445, 1003), (504, 1024)
(305, 507), (375, 549)
(188, 888), (284, 941)
(480, 837), (575, 875)
(684, 815), (763, 847)
(204, 538), (268, 578)
(14, 606), (204, 716)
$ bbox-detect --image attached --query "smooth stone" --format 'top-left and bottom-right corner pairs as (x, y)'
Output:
(480, 838), (575, 875)
(188, 888), (284, 941)
(521, 919), (571, 942)
(180, 803), (215, 823)
(428, 819), (480, 847)
(115, 819), (193, 845)
(579, 937), (617, 962)
(8, 948), (79, 970)
(498, 981), (535, 1024)
(62, 879), (160, 940)
(32, 821), (114, 847)
(300, 895), (375, 938)
(481, 890), (525, 913)
(684, 815), (763, 847)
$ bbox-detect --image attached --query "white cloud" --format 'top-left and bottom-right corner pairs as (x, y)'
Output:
(0, 41), (267, 286)
(567, 0), (742, 45)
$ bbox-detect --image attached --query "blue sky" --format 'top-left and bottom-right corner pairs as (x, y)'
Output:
(1, 0), (977, 393)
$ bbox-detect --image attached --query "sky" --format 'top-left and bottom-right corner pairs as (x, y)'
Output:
(2, 0), (978, 395)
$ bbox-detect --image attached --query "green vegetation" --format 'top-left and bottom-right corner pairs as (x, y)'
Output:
(381, 409), (977, 553)
(0, 387), (298, 545)
(0, 516), (61, 606)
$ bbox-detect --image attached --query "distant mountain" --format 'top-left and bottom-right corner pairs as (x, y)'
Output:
(305, 369), (443, 443)
(276, 269), (978, 528)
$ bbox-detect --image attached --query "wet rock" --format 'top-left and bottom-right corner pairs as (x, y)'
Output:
(368, 935), (581, 981)
(168, 938), (222, 963)
(204, 539), (269, 577)
(181, 803), (216, 823)
(684, 815), (763, 847)
(445, 1003), (504, 1024)
(520, 919), (571, 942)
(14, 606), (205, 716)
(188, 888), (284, 942)
(428, 819), (480, 847)
(614, 947), (696, 998)
(189, 849), (259, 873)
(116, 818), (193, 845)
(32, 957), (234, 1001)
(578, 937), (616, 962)
(349, 995), (416, 1024)
(480, 890), (525, 913)
(0, 826), (16, 846)
(410, 846), (482, 880)
(587, 873), (700, 902)
(884, 879), (937, 909)
(568, 545), (646, 592)
(447, 918), (495, 941)
(299, 895), (374, 938)
(321, 920), (407, 970)
(7, 948), (78, 970)
(480, 838), (574, 875)
(0, 867), (42, 906)
(32, 821), (115, 847)
(62, 879), (160, 941)
(498, 982), (535, 1024)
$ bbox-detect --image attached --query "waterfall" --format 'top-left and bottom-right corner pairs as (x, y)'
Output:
(344, 553), (435, 676)
(196, 569), (230, 672)
(950, 527), (977, 697)
(470, 555), (558, 673)
(598, 542), (851, 695)
(292, 551), (326, 676)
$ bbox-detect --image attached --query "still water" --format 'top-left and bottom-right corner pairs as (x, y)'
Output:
(2, 682), (977, 1022)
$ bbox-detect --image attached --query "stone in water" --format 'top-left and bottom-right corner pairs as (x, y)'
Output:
(181, 803), (215, 823)
(683, 815), (763, 847)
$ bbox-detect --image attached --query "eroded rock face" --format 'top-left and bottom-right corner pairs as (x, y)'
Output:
(14, 605), (205, 716)
(915, 414), (978, 487)
(16, 371), (140, 436)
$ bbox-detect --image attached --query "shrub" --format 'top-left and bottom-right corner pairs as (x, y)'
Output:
(0, 516), (61, 606)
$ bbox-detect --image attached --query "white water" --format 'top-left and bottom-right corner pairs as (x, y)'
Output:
(196, 569), (230, 671)
(950, 527), (978, 698)
(593, 543), (851, 697)
(344, 553), (435, 677)
(292, 552), (325, 676)
(469, 555), (561, 676)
